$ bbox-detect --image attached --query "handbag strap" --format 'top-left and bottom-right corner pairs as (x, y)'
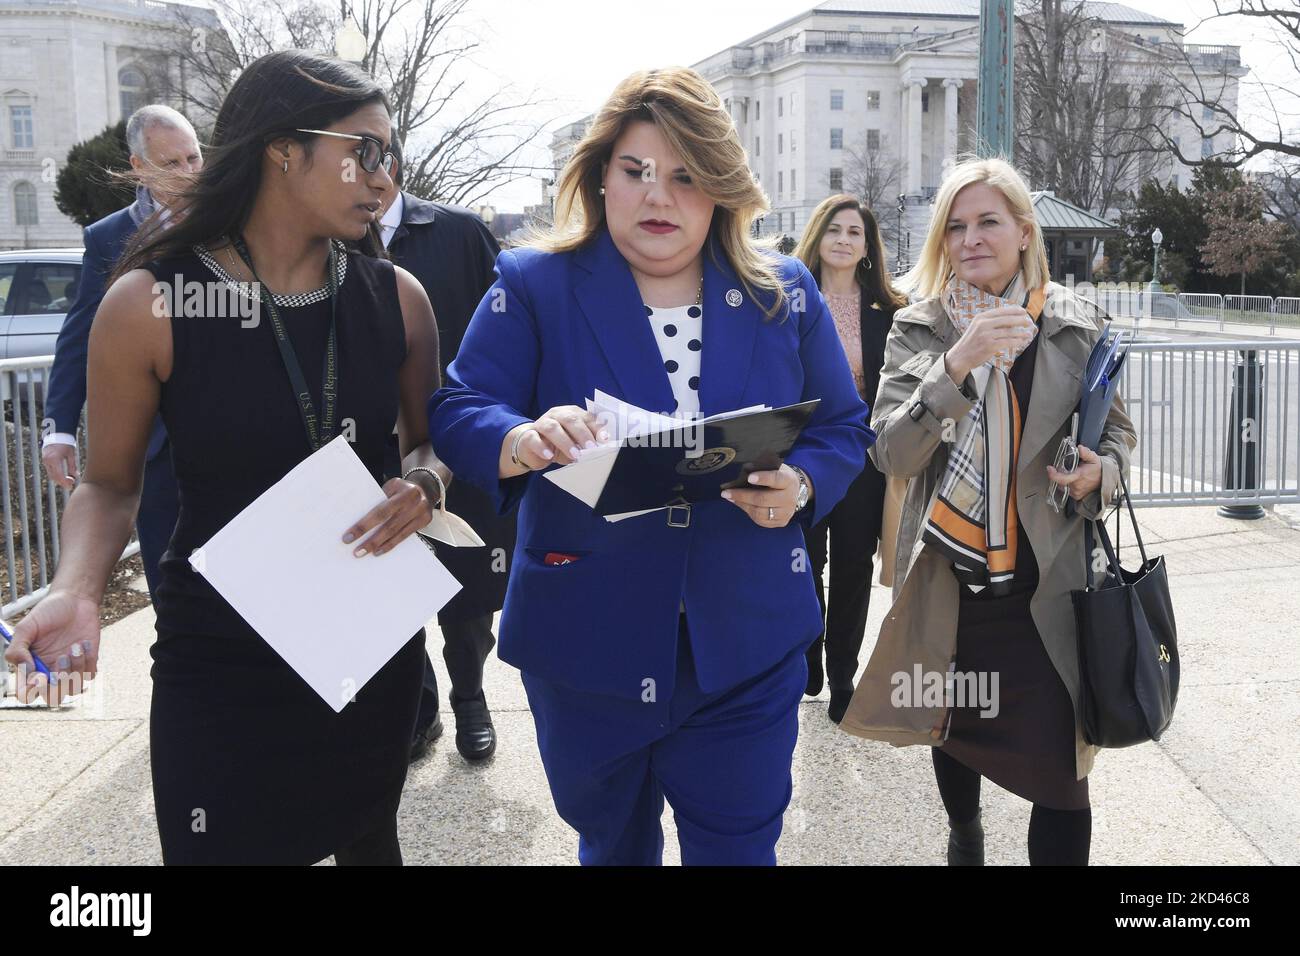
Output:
(1083, 468), (1147, 587)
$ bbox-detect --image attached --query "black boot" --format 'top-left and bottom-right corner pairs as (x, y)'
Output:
(828, 685), (853, 724)
(805, 635), (825, 697)
(947, 810), (985, 866)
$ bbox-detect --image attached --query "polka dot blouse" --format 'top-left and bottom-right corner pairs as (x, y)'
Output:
(644, 302), (704, 417)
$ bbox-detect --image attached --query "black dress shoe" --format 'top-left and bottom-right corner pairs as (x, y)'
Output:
(450, 689), (496, 762)
(805, 636), (825, 697)
(947, 810), (985, 866)
(409, 714), (443, 763)
(828, 686), (853, 724)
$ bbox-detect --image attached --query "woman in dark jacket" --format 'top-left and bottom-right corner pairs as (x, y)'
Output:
(793, 196), (907, 722)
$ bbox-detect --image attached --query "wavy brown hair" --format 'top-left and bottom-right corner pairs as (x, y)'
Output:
(534, 67), (788, 318)
(793, 194), (906, 312)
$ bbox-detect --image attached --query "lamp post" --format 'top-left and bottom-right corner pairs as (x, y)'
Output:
(1148, 227), (1163, 294)
(896, 192), (905, 272)
(335, 4), (366, 63)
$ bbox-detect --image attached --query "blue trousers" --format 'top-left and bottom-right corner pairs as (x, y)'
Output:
(520, 616), (807, 866)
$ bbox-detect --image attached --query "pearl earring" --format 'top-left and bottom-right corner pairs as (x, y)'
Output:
(282, 159), (289, 174)
(599, 187), (606, 195)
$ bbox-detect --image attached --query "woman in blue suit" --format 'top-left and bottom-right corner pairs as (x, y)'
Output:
(428, 67), (873, 865)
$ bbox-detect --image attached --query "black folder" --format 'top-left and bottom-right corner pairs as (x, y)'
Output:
(592, 400), (820, 516)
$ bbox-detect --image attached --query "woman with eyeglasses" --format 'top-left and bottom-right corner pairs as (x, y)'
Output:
(838, 157), (1136, 866)
(2, 50), (445, 864)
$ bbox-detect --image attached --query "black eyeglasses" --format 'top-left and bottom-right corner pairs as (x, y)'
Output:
(294, 128), (396, 175)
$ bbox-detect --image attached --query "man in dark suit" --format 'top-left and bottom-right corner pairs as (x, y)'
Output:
(42, 105), (203, 598)
(378, 133), (514, 763)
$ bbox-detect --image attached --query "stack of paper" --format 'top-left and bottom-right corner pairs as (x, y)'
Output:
(544, 390), (818, 521)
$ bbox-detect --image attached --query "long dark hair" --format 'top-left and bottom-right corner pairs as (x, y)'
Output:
(793, 194), (907, 313)
(113, 50), (389, 283)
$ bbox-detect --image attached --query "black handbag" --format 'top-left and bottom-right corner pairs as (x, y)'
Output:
(1071, 472), (1180, 748)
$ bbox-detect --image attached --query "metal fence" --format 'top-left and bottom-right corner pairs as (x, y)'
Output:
(1, 355), (137, 619)
(1, 340), (1298, 614)
(1119, 340), (1299, 508)
(1098, 290), (1300, 334)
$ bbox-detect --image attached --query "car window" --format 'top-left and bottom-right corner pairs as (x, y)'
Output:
(0, 263), (16, 315)
(13, 263), (81, 315)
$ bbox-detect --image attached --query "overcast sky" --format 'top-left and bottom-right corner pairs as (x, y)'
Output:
(449, 0), (1296, 213)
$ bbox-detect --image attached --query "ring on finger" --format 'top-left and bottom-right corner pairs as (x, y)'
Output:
(768, 506), (775, 521)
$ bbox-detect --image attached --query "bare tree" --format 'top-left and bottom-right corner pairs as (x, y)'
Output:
(1200, 179), (1292, 292)
(842, 130), (903, 252)
(1013, 0), (1173, 214)
(1148, 1), (1299, 168)
(164, 0), (554, 206)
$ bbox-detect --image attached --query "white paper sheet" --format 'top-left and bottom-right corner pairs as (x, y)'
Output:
(543, 392), (772, 522)
(189, 436), (461, 713)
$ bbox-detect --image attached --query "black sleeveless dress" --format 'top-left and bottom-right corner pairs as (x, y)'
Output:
(146, 244), (425, 864)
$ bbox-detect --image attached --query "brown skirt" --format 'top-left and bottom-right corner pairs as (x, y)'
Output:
(939, 588), (1089, 811)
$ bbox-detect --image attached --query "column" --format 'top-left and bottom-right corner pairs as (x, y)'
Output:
(942, 78), (963, 175)
(901, 77), (925, 195)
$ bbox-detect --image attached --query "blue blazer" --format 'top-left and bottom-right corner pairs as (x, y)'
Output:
(47, 203), (168, 460)
(428, 227), (874, 700)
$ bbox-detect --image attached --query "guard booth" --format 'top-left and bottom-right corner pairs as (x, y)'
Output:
(1030, 191), (1119, 284)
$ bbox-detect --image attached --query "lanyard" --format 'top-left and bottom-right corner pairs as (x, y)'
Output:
(231, 235), (339, 452)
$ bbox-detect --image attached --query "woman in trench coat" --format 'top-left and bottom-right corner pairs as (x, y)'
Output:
(839, 157), (1137, 866)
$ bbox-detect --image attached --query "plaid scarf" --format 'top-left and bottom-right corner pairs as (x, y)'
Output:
(921, 272), (1045, 594)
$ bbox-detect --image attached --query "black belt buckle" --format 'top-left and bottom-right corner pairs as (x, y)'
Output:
(666, 503), (692, 528)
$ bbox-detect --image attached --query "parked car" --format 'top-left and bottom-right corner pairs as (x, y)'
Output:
(0, 248), (83, 406)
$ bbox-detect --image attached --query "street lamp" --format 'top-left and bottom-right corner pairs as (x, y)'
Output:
(1148, 227), (1163, 294)
(335, 11), (367, 63)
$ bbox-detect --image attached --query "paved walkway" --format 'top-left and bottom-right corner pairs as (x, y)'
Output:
(2, 504), (1295, 865)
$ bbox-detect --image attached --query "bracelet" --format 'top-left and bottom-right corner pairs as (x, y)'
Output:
(510, 427), (535, 469)
(403, 466), (445, 509)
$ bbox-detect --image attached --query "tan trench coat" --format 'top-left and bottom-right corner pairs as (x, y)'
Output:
(839, 282), (1137, 780)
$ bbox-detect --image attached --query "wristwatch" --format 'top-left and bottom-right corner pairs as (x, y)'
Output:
(789, 465), (811, 512)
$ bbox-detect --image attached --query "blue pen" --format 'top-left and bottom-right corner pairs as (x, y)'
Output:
(0, 619), (50, 680)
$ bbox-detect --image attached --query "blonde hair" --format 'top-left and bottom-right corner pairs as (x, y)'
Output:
(532, 67), (787, 318)
(901, 156), (1051, 300)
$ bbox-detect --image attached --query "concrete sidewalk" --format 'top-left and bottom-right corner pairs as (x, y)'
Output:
(2, 504), (1295, 866)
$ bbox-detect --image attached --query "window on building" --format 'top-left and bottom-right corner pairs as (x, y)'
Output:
(790, 92), (796, 114)
(778, 171), (784, 196)
(830, 89), (844, 111)
(867, 128), (880, 150)
(13, 181), (38, 226)
(1172, 174), (1181, 190)
(791, 169), (796, 198)
(1202, 103), (1214, 123)
(791, 131), (797, 153)
(790, 210), (796, 231)
(1201, 135), (1213, 159)
(756, 100), (761, 121)
(829, 168), (843, 191)
(867, 90), (880, 110)
(9, 105), (33, 149)
(778, 97), (783, 117)
(778, 133), (783, 154)
(921, 90), (930, 113)
(118, 65), (151, 119)
(755, 136), (760, 157)
(830, 128), (843, 150)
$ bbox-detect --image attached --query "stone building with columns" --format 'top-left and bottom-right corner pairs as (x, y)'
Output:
(692, 0), (1245, 269)
(0, 0), (221, 249)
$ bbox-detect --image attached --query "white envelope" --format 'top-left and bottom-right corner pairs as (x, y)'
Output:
(189, 436), (462, 712)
